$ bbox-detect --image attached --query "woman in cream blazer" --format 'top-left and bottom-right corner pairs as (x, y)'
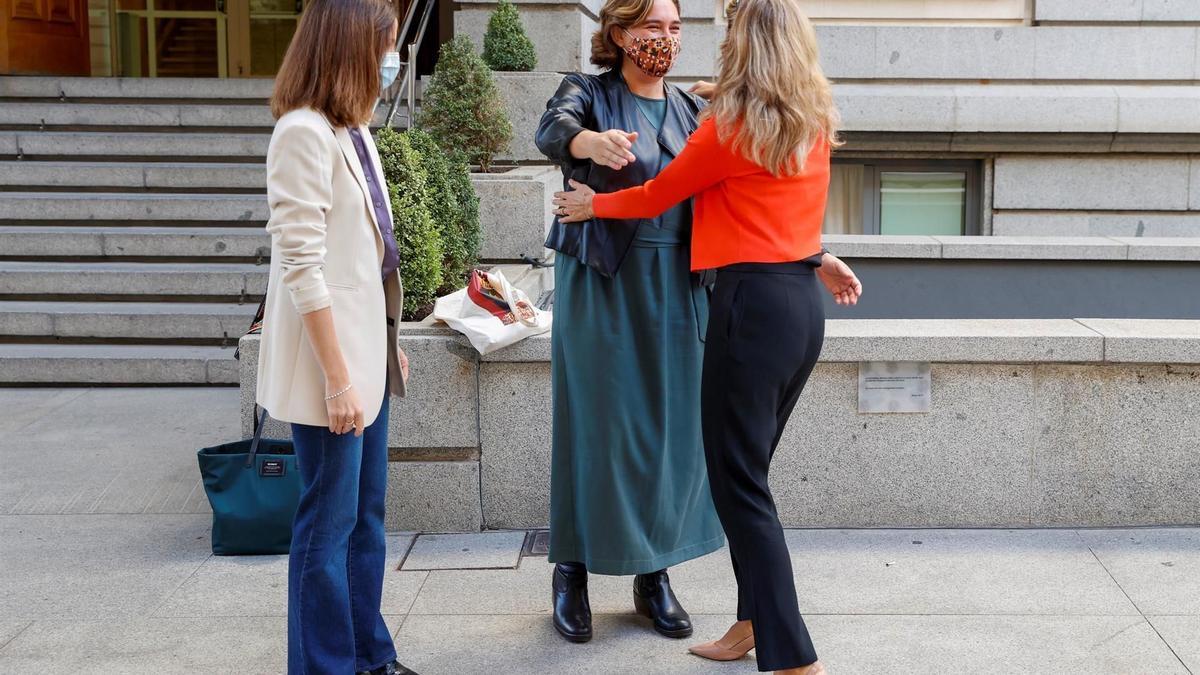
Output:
(256, 1), (416, 673)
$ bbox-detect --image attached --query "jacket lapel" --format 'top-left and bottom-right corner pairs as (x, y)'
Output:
(329, 124), (386, 259)
(657, 86), (693, 159)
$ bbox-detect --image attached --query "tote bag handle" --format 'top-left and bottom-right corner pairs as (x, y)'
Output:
(245, 406), (269, 469)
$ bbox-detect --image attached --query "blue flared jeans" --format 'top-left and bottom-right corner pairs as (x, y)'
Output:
(287, 393), (395, 675)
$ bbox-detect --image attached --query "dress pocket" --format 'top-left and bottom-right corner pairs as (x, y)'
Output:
(326, 281), (359, 292)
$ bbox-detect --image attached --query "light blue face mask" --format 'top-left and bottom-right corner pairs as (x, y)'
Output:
(380, 51), (401, 90)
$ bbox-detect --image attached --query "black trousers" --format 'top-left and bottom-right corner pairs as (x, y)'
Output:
(701, 261), (825, 671)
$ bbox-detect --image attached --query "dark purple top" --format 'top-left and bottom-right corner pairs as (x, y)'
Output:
(349, 127), (400, 280)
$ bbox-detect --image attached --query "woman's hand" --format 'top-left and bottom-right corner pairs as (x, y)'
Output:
(325, 379), (365, 436)
(817, 252), (863, 306)
(552, 179), (597, 223)
(399, 348), (410, 384)
(570, 129), (638, 170)
(689, 80), (717, 100)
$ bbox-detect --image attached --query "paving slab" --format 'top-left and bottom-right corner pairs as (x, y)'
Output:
(810, 615), (1185, 674)
(1080, 529), (1200, 615)
(408, 555), (647, 616)
(0, 621), (31, 652)
(393, 613), (1185, 675)
(0, 616), (407, 671)
(783, 529), (1140, 616)
(0, 617), (290, 673)
(0, 514), (211, 620)
(1148, 615), (1200, 673)
(402, 531), (528, 570)
(0, 388), (237, 515)
(0, 387), (88, 434)
(409, 530), (1139, 617)
(397, 613), (754, 674)
(154, 535), (424, 617)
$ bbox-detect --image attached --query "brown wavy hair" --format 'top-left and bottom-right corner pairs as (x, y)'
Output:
(706, 0), (840, 176)
(270, 0), (397, 127)
(591, 0), (681, 70)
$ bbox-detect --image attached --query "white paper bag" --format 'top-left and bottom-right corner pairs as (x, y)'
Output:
(433, 268), (552, 355)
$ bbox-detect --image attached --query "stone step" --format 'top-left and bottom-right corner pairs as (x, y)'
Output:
(0, 75), (275, 100)
(7, 131), (270, 160)
(0, 343), (236, 384)
(0, 226), (269, 259)
(0, 161), (265, 190)
(0, 193), (267, 223)
(0, 300), (256, 341)
(0, 102), (395, 131)
(0, 261), (267, 298)
(0, 102), (276, 129)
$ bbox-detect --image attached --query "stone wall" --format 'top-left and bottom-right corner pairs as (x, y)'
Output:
(478, 3), (1200, 237)
(239, 318), (1200, 531)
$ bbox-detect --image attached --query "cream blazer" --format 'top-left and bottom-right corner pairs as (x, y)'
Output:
(256, 108), (407, 429)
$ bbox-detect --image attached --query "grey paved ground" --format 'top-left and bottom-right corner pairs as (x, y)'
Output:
(0, 388), (1196, 674)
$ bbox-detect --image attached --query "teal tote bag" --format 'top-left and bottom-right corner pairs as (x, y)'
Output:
(197, 408), (301, 555)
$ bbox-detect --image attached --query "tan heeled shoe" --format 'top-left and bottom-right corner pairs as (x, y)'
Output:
(688, 623), (755, 661)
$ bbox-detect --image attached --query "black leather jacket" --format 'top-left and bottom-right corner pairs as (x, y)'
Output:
(536, 69), (705, 278)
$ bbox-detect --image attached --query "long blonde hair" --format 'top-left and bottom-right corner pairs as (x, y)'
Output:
(707, 0), (840, 176)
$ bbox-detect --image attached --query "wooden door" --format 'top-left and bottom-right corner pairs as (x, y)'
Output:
(0, 0), (91, 75)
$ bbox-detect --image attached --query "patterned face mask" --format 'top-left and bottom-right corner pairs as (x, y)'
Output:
(620, 28), (681, 78)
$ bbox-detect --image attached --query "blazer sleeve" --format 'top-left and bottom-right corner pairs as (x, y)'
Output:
(264, 119), (335, 315)
(592, 118), (733, 219)
(536, 73), (593, 163)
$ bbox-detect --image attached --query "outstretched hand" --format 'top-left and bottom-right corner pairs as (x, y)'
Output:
(552, 179), (597, 223)
(817, 253), (863, 306)
(689, 80), (717, 100)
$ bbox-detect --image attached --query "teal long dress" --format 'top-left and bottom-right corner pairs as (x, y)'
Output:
(548, 93), (724, 575)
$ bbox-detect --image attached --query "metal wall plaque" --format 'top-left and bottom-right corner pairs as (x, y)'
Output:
(858, 361), (932, 413)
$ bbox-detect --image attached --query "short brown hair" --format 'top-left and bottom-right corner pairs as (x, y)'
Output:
(590, 0), (681, 70)
(271, 0), (397, 127)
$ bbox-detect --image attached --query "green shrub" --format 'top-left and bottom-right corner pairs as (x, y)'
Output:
(483, 0), (537, 72)
(407, 128), (481, 292)
(417, 35), (512, 173)
(374, 126), (443, 319)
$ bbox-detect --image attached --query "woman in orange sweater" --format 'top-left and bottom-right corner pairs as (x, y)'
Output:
(553, 0), (861, 671)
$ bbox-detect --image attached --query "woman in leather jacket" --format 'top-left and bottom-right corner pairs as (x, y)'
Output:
(534, 0), (724, 646)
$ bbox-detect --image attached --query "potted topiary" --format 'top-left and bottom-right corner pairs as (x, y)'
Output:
(407, 128), (482, 293)
(417, 35), (513, 173)
(374, 126), (444, 320)
(483, 0), (537, 72)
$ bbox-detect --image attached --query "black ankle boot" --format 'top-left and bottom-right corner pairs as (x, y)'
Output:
(552, 562), (593, 643)
(633, 568), (693, 638)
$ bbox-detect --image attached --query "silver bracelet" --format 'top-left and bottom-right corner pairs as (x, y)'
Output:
(324, 383), (353, 401)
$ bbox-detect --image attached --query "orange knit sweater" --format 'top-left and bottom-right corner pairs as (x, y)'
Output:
(591, 116), (829, 271)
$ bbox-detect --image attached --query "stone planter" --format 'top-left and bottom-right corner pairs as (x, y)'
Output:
(472, 165), (558, 262)
(491, 71), (564, 164)
(455, 0), (600, 74)
(240, 315), (1200, 532)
